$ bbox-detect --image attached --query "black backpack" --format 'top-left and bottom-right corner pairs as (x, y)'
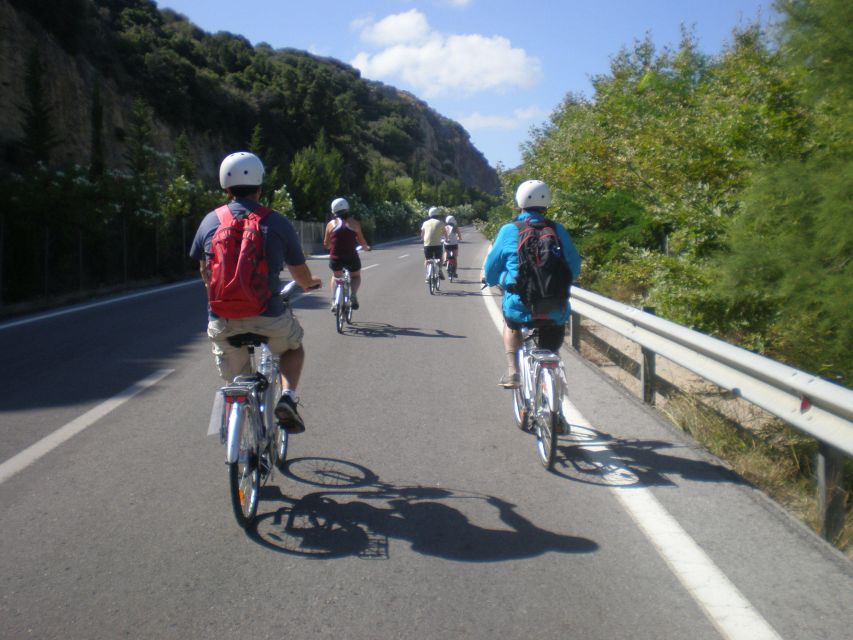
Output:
(511, 218), (573, 318)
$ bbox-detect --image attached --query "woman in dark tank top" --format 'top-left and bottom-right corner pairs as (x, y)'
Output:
(323, 197), (372, 310)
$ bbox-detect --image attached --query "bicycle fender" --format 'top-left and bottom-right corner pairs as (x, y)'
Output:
(539, 369), (559, 413)
(226, 403), (244, 464)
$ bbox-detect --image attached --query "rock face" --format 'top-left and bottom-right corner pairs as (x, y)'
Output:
(0, 0), (498, 194)
(388, 87), (500, 194)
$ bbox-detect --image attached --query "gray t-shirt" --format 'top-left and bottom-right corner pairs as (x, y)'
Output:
(189, 198), (305, 318)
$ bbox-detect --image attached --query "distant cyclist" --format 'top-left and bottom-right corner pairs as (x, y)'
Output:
(443, 214), (462, 279)
(420, 206), (446, 281)
(324, 197), (371, 311)
(483, 180), (581, 388)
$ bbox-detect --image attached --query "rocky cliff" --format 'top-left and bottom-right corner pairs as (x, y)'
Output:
(0, 0), (499, 194)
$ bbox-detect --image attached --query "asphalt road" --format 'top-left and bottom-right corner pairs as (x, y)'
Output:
(1, 227), (851, 640)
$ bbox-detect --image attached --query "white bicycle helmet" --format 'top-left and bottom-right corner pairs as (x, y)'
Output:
(219, 151), (264, 189)
(515, 180), (551, 209)
(331, 197), (349, 214)
(445, 215), (457, 225)
(428, 206), (441, 218)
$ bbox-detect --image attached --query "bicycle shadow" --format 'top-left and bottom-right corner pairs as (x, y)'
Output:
(345, 322), (466, 339)
(547, 423), (748, 489)
(439, 287), (486, 296)
(246, 457), (598, 560)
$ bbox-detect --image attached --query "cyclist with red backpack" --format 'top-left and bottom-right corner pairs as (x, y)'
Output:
(483, 180), (581, 388)
(190, 151), (322, 433)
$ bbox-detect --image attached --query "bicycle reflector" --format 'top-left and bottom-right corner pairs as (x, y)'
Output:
(225, 394), (247, 403)
(540, 361), (559, 369)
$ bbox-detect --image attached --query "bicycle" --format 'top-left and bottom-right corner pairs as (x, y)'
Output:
(332, 267), (353, 334)
(511, 324), (568, 470)
(443, 244), (459, 282)
(426, 257), (441, 295)
(218, 281), (312, 528)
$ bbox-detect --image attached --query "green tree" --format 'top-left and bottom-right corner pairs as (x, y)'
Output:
(714, 0), (853, 382)
(289, 131), (344, 220)
(17, 47), (60, 168)
(173, 131), (195, 179)
(89, 80), (105, 179)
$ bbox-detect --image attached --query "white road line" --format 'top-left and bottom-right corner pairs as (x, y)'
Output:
(361, 264), (379, 270)
(0, 282), (197, 331)
(480, 287), (781, 640)
(0, 369), (174, 484)
(398, 254), (409, 259)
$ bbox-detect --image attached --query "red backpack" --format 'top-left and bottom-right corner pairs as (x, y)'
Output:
(207, 204), (272, 318)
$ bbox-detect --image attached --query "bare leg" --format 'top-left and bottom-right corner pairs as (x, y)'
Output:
(499, 324), (522, 388)
(279, 345), (305, 392)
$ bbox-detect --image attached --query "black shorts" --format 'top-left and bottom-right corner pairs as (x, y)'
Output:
(444, 245), (458, 259)
(505, 319), (565, 352)
(424, 245), (443, 260)
(329, 255), (361, 273)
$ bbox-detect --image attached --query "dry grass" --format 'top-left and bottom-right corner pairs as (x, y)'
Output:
(661, 393), (851, 558)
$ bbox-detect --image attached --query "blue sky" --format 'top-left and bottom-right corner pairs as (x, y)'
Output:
(157, 0), (776, 169)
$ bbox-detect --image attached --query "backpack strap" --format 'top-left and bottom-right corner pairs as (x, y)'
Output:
(214, 204), (234, 225)
(250, 204), (273, 220)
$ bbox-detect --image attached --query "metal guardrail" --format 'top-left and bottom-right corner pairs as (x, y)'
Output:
(568, 286), (853, 541)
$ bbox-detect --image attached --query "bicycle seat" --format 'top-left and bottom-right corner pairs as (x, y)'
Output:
(227, 332), (269, 348)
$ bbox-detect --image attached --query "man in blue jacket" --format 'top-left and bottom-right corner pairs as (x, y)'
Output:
(483, 180), (581, 388)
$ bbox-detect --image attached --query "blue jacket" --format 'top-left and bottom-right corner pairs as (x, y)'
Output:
(483, 211), (581, 325)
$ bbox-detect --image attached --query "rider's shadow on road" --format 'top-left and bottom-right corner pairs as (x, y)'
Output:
(552, 427), (748, 489)
(347, 322), (465, 339)
(248, 458), (597, 560)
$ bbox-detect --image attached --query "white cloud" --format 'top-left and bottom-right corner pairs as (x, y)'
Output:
(359, 9), (430, 47)
(458, 106), (547, 131)
(352, 10), (541, 97)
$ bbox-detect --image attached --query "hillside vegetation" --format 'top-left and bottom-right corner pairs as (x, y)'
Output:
(486, 0), (851, 386)
(1, 0), (498, 308)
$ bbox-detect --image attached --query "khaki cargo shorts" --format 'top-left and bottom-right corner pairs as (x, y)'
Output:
(208, 307), (304, 382)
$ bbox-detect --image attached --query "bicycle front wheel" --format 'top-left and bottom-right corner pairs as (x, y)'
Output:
(266, 373), (288, 472)
(534, 368), (559, 470)
(273, 424), (288, 472)
(229, 405), (260, 527)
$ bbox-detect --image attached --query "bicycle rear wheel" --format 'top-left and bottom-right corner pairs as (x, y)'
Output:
(534, 368), (559, 470)
(427, 264), (435, 295)
(229, 405), (260, 527)
(345, 284), (353, 324)
(512, 385), (529, 431)
(335, 284), (345, 333)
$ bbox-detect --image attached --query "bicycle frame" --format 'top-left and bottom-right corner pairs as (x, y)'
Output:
(426, 258), (441, 294)
(334, 268), (352, 333)
(216, 280), (306, 527)
(513, 327), (566, 469)
(220, 350), (273, 464)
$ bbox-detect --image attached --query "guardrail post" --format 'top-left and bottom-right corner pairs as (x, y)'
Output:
(640, 306), (656, 405)
(570, 311), (581, 351)
(817, 443), (846, 542)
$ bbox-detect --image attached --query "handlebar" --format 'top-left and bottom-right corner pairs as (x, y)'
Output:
(481, 278), (503, 292)
(279, 280), (320, 302)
